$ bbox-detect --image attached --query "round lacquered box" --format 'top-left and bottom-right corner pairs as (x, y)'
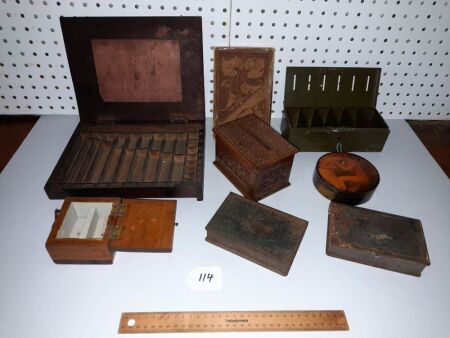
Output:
(313, 152), (380, 205)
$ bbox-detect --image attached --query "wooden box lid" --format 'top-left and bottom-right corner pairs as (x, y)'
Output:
(284, 67), (381, 108)
(213, 114), (298, 168)
(205, 193), (308, 276)
(61, 16), (204, 123)
(327, 202), (430, 276)
(213, 47), (274, 126)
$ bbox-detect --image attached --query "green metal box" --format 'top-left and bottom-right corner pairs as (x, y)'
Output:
(281, 67), (390, 152)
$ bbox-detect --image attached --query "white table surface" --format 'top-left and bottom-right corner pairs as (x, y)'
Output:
(0, 116), (449, 338)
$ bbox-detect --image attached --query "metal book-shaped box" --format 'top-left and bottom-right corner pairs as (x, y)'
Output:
(44, 16), (205, 200)
(213, 47), (274, 127)
(327, 202), (430, 277)
(205, 192), (308, 276)
(281, 67), (390, 152)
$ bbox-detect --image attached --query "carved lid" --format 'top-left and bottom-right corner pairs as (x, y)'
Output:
(213, 114), (298, 168)
(61, 16), (205, 123)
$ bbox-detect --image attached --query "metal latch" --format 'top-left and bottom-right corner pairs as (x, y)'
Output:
(110, 203), (127, 217)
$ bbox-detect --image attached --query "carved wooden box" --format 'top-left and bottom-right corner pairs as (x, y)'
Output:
(205, 192), (308, 276)
(212, 114), (298, 201)
(281, 67), (390, 152)
(327, 202), (430, 277)
(44, 17), (205, 200)
(46, 197), (176, 264)
(213, 47), (274, 127)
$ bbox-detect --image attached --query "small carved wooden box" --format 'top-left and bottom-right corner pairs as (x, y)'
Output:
(327, 202), (430, 277)
(212, 114), (298, 201)
(46, 197), (176, 264)
(44, 17), (205, 200)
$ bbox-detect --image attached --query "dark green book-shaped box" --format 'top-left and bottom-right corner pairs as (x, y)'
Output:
(205, 192), (308, 276)
(281, 67), (390, 152)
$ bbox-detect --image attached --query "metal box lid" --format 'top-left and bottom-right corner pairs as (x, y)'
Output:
(284, 67), (381, 108)
(61, 16), (205, 123)
(205, 192), (308, 276)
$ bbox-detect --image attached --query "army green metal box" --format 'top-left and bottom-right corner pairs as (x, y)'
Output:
(281, 67), (390, 152)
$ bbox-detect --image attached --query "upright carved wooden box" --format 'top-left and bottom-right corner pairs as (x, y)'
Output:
(44, 17), (205, 200)
(213, 47), (274, 127)
(46, 197), (176, 264)
(213, 114), (298, 201)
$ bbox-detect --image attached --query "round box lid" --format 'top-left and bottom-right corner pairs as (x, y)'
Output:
(313, 152), (379, 205)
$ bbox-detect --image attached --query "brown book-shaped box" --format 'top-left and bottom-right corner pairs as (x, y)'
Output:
(44, 16), (205, 200)
(46, 197), (176, 264)
(205, 192), (308, 276)
(327, 202), (430, 277)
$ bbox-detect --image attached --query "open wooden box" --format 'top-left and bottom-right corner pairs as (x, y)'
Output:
(281, 67), (390, 152)
(45, 17), (205, 200)
(46, 197), (176, 264)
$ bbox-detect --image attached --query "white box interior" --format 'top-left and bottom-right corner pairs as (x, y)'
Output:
(56, 202), (113, 239)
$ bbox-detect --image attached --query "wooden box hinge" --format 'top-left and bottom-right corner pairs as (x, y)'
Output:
(97, 114), (116, 125)
(170, 113), (189, 123)
(110, 203), (127, 217)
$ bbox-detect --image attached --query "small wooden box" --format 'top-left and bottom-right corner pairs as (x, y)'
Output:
(46, 197), (176, 264)
(205, 192), (308, 276)
(281, 67), (390, 152)
(45, 17), (205, 200)
(213, 47), (274, 127)
(327, 202), (430, 277)
(212, 114), (298, 201)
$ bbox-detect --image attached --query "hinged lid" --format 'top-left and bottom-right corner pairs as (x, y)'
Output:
(284, 67), (381, 108)
(61, 16), (205, 123)
(109, 199), (176, 252)
(213, 114), (298, 168)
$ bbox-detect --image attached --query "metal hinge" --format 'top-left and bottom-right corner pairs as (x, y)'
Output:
(104, 224), (122, 240)
(170, 113), (189, 123)
(97, 114), (116, 125)
(110, 203), (127, 217)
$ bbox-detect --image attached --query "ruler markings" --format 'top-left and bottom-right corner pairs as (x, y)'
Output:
(118, 310), (349, 333)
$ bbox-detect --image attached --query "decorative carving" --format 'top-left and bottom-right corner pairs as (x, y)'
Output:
(214, 48), (274, 126)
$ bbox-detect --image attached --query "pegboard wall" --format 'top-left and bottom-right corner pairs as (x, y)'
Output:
(0, 0), (448, 119)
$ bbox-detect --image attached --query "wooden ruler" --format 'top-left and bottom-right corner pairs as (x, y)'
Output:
(118, 310), (349, 333)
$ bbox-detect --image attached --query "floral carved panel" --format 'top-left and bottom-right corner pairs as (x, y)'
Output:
(213, 47), (274, 127)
